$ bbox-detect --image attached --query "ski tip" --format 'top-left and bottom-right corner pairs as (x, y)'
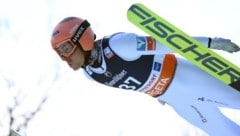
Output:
(127, 3), (143, 22)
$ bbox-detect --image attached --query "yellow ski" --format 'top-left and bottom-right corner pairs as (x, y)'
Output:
(127, 3), (240, 92)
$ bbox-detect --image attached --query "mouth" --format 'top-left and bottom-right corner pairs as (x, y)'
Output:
(66, 61), (72, 67)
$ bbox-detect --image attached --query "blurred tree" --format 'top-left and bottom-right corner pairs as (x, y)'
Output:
(0, 74), (53, 136)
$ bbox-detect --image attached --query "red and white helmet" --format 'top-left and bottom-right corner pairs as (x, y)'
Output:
(51, 17), (95, 52)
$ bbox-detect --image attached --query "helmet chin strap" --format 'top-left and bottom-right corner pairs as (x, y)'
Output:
(82, 40), (102, 69)
(81, 50), (91, 69)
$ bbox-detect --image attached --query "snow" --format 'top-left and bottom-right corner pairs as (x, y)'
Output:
(0, 0), (239, 136)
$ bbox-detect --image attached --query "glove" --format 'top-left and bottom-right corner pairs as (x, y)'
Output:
(210, 38), (240, 53)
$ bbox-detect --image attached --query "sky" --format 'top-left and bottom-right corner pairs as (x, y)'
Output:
(0, 0), (240, 136)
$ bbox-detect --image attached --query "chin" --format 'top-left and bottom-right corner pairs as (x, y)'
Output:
(73, 66), (81, 71)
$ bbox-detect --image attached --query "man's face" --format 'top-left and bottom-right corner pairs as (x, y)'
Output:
(54, 41), (85, 70)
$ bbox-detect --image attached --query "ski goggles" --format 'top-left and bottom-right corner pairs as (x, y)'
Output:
(54, 41), (77, 58)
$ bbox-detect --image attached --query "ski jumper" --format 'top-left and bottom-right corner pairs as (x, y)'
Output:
(84, 32), (240, 136)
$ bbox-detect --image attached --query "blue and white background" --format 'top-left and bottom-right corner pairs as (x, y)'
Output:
(0, 0), (239, 136)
